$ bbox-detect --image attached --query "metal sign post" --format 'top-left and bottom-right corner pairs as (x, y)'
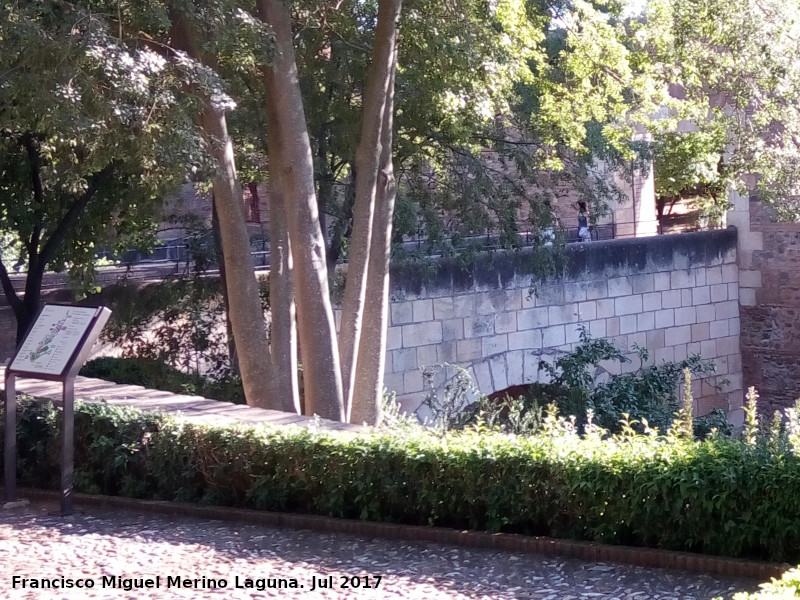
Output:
(4, 304), (111, 515)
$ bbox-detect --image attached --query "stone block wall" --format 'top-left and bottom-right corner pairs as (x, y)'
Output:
(729, 190), (800, 414)
(377, 229), (743, 422)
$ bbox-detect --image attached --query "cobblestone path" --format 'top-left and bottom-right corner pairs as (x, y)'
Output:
(0, 501), (759, 600)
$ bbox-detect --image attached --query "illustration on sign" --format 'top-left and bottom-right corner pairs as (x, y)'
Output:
(10, 305), (99, 376)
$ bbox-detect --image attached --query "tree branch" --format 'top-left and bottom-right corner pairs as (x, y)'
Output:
(38, 164), (115, 267)
(0, 259), (23, 317)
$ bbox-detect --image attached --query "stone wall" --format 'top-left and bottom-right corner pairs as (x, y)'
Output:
(729, 191), (800, 414)
(378, 229), (743, 422)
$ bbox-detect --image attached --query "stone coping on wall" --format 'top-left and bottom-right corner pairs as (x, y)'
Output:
(388, 227), (739, 298)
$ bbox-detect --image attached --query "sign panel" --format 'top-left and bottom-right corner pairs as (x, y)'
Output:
(9, 305), (99, 376)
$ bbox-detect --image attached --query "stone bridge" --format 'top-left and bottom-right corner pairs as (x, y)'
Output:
(372, 228), (743, 424)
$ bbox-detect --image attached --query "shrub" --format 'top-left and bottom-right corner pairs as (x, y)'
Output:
(718, 568), (800, 599)
(5, 397), (800, 562)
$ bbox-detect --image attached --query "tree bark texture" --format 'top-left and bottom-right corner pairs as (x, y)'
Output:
(257, 0), (345, 421)
(267, 174), (301, 413)
(170, 13), (278, 409)
(350, 35), (400, 425)
(338, 0), (404, 418)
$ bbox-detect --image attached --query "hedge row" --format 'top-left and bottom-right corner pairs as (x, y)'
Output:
(4, 398), (800, 562)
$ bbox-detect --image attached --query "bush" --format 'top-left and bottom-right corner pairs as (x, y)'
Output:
(5, 396), (800, 562)
(80, 357), (245, 404)
(719, 568), (800, 599)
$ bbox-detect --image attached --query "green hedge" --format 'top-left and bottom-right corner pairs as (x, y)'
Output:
(4, 398), (800, 562)
(721, 568), (800, 598)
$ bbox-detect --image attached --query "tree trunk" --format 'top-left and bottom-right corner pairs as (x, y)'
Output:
(341, 0), (403, 421)
(211, 195), (238, 377)
(350, 32), (400, 425)
(267, 177), (301, 413)
(257, 0), (344, 420)
(170, 12), (278, 408)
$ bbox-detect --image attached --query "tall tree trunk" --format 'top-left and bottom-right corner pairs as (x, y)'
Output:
(170, 13), (278, 409)
(257, 0), (344, 421)
(267, 177), (301, 413)
(340, 0), (403, 420)
(350, 34), (400, 425)
(211, 195), (238, 377)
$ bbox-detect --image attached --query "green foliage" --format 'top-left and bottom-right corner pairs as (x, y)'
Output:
(540, 328), (722, 434)
(80, 357), (245, 404)
(640, 0), (800, 220)
(8, 396), (800, 561)
(0, 2), (205, 298)
(722, 567), (800, 599)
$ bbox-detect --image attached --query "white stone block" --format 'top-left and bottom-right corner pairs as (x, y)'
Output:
(654, 272), (671, 291)
(715, 300), (739, 320)
(739, 269), (762, 288)
(674, 306), (697, 326)
(541, 324), (566, 347)
(670, 270), (694, 289)
(642, 292), (662, 311)
(517, 307), (549, 330)
(696, 304), (715, 323)
(548, 303), (579, 325)
(403, 370), (424, 393)
(709, 319), (729, 339)
(596, 298), (615, 319)
(442, 318), (464, 342)
(700, 339), (716, 358)
(391, 301), (413, 325)
(457, 339), (482, 362)
(655, 309), (675, 329)
(494, 311), (517, 334)
(508, 329), (542, 351)
(728, 283), (739, 301)
(739, 287), (757, 306)
(728, 317), (741, 336)
(662, 289), (682, 309)
(416, 344), (438, 368)
(413, 299), (434, 322)
(506, 350), (524, 385)
(473, 361), (493, 395)
(402, 322), (443, 347)
(665, 325), (691, 346)
(433, 297), (454, 320)
(709, 284), (728, 303)
(578, 301), (598, 321)
(588, 319), (607, 338)
(464, 315), (494, 338)
(617, 315), (635, 334)
(608, 276), (633, 297)
(489, 355), (508, 391)
(705, 266), (723, 286)
(482, 334), (509, 357)
(692, 286), (711, 305)
(722, 264), (738, 283)
(452, 294), (476, 318)
(387, 326), (403, 350)
(637, 311), (655, 332)
(681, 289), (693, 307)
(392, 348), (417, 372)
(615, 295), (644, 316)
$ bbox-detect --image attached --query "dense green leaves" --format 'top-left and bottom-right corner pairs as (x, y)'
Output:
(8, 397), (800, 561)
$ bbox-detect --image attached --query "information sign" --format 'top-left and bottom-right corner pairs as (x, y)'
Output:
(4, 304), (111, 515)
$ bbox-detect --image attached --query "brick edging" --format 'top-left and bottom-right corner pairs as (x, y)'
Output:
(6, 487), (786, 581)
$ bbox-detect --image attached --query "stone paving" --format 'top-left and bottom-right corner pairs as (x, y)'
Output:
(0, 501), (759, 600)
(0, 367), (361, 432)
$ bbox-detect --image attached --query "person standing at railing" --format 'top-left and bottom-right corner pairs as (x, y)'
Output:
(577, 201), (592, 242)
